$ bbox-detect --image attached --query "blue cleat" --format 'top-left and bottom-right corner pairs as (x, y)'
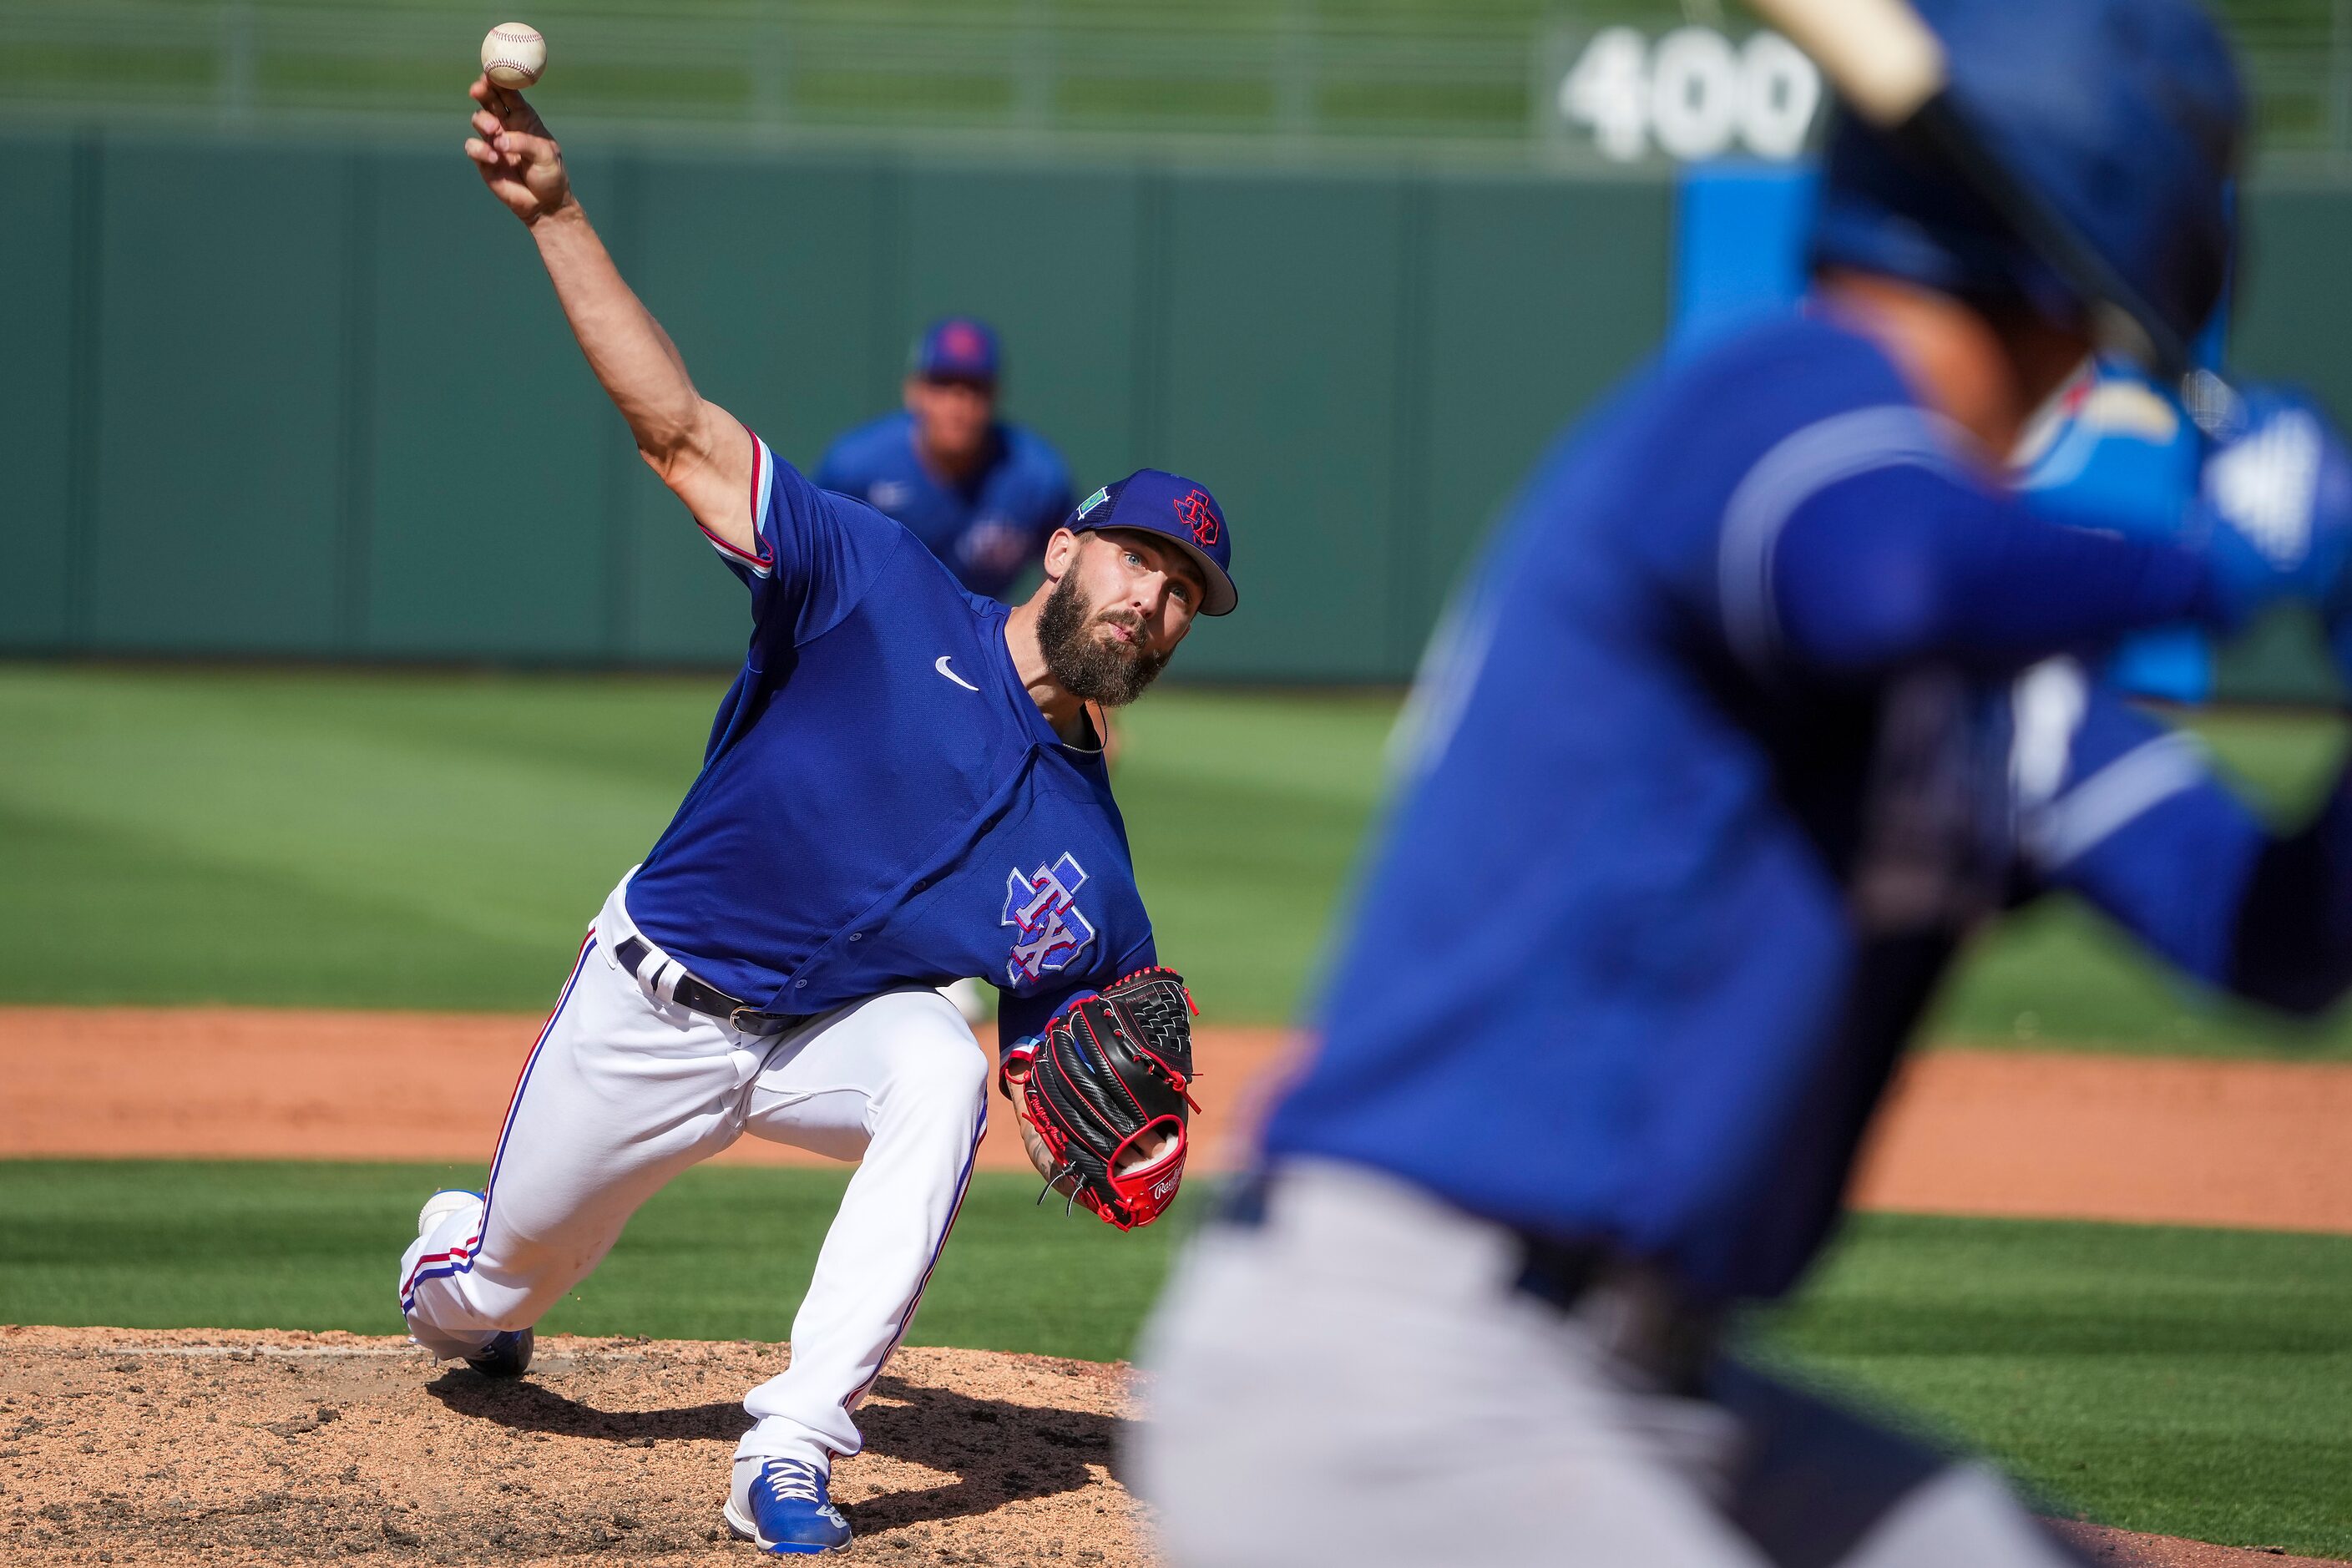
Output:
(724, 1459), (852, 1555)
(465, 1327), (533, 1379)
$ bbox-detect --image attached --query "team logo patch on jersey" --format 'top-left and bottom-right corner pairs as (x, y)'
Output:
(1002, 853), (1097, 985)
(1172, 488), (1221, 547)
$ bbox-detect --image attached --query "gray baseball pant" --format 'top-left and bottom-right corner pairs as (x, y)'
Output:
(1130, 1160), (2091, 1568)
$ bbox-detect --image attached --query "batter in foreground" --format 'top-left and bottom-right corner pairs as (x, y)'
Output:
(398, 75), (1237, 1556)
(1137, 1), (2352, 1564)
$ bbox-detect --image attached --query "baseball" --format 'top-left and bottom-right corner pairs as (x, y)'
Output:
(481, 23), (546, 89)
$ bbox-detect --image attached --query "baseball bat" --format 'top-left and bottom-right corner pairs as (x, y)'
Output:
(1745, 0), (2195, 381)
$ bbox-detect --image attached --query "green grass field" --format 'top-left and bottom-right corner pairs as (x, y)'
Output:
(7, 665), (2352, 1556)
(4, 663), (2350, 1053)
(4, 1159), (2347, 1558)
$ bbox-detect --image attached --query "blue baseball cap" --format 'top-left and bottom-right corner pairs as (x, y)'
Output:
(1068, 469), (1237, 616)
(911, 316), (1000, 384)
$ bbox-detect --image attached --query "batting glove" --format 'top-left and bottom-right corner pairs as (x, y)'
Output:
(2194, 386), (2352, 629)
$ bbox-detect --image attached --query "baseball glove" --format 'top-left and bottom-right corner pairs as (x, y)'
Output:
(1000, 967), (1200, 1231)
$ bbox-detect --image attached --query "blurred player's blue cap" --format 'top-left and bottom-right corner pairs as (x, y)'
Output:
(1811, 0), (2243, 355)
(912, 317), (1000, 385)
(1068, 470), (1237, 616)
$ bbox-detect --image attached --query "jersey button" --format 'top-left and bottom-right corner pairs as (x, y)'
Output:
(794, 979), (807, 989)
(847, 933), (862, 943)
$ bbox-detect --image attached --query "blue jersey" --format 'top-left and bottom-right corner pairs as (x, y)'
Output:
(1263, 312), (2334, 1303)
(624, 435), (1154, 1045)
(815, 412), (1074, 603)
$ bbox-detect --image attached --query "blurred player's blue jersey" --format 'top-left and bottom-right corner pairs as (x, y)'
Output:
(1262, 312), (2283, 1302)
(625, 436), (1152, 1044)
(2022, 367), (2213, 701)
(816, 412), (1074, 603)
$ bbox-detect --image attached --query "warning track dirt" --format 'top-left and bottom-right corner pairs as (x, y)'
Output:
(5, 1007), (2352, 1232)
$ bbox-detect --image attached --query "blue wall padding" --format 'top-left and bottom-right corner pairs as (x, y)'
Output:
(1672, 160), (1818, 347)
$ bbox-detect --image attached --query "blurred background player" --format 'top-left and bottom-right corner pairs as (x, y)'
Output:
(818, 318), (1085, 1027)
(1135, 2), (2352, 1565)
(817, 317), (1073, 604)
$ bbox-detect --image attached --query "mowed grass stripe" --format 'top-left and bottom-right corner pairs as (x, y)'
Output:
(2, 1160), (2347, 1555)
(0, 667), (1393, 1020)
(7, 664), (2352, 1054)
(0, 1160), (1198, 1367)
(1772, 1212), (2352, 1558)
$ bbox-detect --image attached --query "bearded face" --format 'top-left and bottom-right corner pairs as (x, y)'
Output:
(1036, 564), (1173, 707)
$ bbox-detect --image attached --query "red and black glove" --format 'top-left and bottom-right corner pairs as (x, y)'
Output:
(1002, 968), (1199, 1231)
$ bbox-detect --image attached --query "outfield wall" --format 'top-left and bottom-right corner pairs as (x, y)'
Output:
(1, 129), (2348, 691)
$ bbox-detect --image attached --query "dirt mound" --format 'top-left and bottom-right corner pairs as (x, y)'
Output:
(2057, 1522), (2344, 1567)
(1, 1327), (2334, 1566)
(0, 1326), (1143, 1566)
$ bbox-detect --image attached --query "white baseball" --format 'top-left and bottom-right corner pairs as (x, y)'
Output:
(481, 23), (546, 89)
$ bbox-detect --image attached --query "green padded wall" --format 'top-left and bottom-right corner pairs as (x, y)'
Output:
(89, 139), (349, 654)
(0, 130), (1688, 675)
(0, 134), (78, 651)
(362, 148), (621, 660)
(1415, 175), (1674, 665)
(1160, 171), (1410, 679)
(622, 152), (898, 665)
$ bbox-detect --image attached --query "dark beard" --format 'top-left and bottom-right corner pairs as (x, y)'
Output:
(1037, 570), (1171, 707)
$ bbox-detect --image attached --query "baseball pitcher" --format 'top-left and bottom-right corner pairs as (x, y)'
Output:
(399, 74), (1237, 1556)
(1136, 1), (2352, 1564)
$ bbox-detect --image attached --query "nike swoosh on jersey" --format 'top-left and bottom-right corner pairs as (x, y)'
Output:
(935, 655), (980, 692)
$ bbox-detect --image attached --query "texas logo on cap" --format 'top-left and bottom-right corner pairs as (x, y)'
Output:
(1065, 469), (1237, 616)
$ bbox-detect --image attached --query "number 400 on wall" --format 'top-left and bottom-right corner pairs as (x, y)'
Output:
(1557, 27), (1823, 164)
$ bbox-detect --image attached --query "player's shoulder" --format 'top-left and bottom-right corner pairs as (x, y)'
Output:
(1654, 310), (1913, 428)
(993, 422), (1073, 489)
(1498, 311), (1931, 592)
(1564, 312), (1925, 502)
(819, 411), (916, 481)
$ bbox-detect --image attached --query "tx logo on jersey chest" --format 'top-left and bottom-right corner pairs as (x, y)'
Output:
(1003, 853), (1096, 985)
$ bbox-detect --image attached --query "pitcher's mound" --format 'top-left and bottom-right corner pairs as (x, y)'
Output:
(3, 1327), (2337, 1567)
(0, 1325), (1143, 1565)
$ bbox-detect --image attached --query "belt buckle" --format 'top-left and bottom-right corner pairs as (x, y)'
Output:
(727, 1004), (766, 1034)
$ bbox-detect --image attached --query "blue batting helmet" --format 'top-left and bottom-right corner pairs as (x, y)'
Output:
(1810, 0), (2246, 350)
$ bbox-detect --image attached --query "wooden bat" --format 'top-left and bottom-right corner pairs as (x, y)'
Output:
(1745, 0), (2194, 379)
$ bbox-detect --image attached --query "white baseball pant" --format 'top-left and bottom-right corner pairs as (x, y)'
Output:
(1131, 1160), (2092, 1568)
(397, 873), (989, 1475)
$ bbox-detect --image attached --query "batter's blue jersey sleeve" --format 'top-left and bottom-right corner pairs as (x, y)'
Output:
(1627, 375), (2213, 684)
(699, 432), (902, 648)
(2018, 668), (2352, 1015)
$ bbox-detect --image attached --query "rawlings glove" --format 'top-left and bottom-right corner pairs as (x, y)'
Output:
(999, 968), (1199, 1231)
(2194, 387), (2352, 629)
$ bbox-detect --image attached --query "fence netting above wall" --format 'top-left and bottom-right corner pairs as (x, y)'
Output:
(3, 0), (2347, 168)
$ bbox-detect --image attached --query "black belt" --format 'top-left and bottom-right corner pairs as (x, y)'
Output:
(1219, 1171), (1717, 1394)
(613, 935), (814, 1037)
(1515, 1233), (1719, 1396)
